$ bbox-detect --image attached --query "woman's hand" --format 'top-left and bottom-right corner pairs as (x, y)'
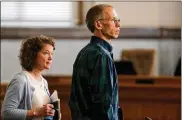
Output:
(36, 104), (55, 117)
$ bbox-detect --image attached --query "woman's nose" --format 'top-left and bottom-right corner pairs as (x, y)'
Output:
(48, 54), (52, 60)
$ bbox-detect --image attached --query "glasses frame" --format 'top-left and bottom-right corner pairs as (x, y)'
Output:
(98, 18), (120, 24)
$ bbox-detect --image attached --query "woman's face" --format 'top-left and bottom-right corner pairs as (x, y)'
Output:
(34, 44), (54, 71)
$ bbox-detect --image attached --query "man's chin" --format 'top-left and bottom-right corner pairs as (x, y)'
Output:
(113, 35), (119, 39)
(45, 66), (51, 69)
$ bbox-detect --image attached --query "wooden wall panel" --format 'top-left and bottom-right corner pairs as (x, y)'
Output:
(1, 75), (181, 120)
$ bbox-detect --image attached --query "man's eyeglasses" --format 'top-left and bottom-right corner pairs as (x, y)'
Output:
(98, 18), (120, 24)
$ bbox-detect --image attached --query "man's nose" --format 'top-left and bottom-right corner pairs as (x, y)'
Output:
(116, 21), (120, 27)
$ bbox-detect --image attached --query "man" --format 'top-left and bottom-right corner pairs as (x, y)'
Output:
(69, 4), (121, 120)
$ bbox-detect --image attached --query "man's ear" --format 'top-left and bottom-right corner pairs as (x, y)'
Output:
(94, 20), (102, 30)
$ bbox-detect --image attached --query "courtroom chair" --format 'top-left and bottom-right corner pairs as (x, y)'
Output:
(174, 57), (181, 76)
(121, 49), (156, 75)
(114, 60), (137, 75)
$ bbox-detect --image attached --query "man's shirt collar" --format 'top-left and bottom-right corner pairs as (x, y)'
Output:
(90, 36), (113, 52)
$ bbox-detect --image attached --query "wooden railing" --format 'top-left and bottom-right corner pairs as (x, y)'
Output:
(1, 75), (181, 120)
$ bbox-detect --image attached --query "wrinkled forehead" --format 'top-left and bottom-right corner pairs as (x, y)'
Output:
(102, 7), (118, 19)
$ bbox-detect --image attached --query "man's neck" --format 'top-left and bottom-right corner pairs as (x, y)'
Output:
(94, 32), (111, 44)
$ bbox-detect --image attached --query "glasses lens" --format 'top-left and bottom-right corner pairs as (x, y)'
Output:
(115, 18), (120, 23)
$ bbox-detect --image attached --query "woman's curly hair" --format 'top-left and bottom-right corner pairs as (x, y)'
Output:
(19, 35), (55, 71)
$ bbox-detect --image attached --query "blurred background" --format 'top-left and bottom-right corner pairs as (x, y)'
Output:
(1, 1), (181, 120)
(1, 1), (181, 82)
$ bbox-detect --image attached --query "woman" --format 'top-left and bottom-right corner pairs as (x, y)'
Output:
(1, 35), (56, 120)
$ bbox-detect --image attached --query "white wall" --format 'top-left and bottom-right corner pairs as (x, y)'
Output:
(1, 39), (181, 82)
(159, 40), (181, 76)
(82, 1), (182, 27)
